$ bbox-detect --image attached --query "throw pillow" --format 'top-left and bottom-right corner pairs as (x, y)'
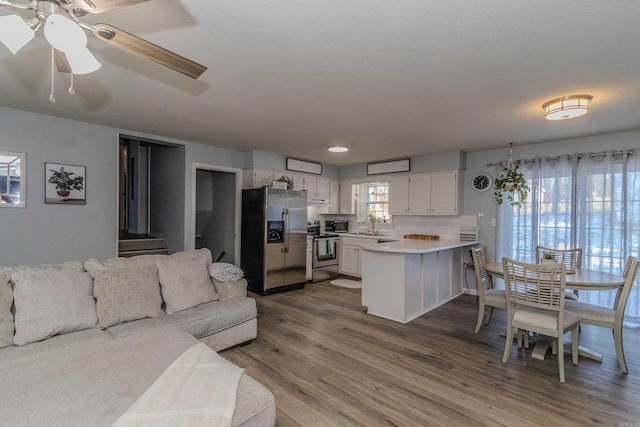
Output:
(12, 271), (98, 346)
(91, 264), (164, 329)
(0, 269), (14, 348)
(208, 263), (244, 282)
(156, 249), (218, 314)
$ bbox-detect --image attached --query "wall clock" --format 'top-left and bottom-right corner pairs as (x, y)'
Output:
(472, 172), (493, 192)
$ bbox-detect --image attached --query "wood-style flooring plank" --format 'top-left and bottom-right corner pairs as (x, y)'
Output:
(221, 281), (640, 426)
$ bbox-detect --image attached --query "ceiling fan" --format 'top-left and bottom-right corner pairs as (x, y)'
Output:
(0, 0), (207, 80)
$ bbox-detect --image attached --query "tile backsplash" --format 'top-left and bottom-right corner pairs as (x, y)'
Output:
(309, 207), (478, 240)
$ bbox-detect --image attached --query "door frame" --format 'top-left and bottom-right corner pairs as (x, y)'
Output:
(190, 162), (242, 264)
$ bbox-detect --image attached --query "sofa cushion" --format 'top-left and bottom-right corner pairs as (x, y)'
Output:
(12, 271), (98, 346)
(84, 254), (162, 272)
(13, 260), (84, 275)
(157, 297), (257, 339)
(91, 264), (164, 329)
(1, 327), (109, 365)
(156, 249), (218, 314)
(0, 269), (14, 348)
(213, 278), (248, 301)
(0, 324), (276, 427)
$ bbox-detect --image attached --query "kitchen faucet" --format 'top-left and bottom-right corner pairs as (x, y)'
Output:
(367, 213), (378, 236)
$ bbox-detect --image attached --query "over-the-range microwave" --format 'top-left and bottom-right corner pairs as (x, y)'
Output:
(325, 220), (349, 233)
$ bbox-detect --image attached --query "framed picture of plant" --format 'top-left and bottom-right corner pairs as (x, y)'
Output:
(45, 163), (86, 205)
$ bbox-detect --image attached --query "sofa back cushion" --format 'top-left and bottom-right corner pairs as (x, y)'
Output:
(91, 264), (165, 329)
(0, 269), (14, 348)
(12, 271), (98, 345)
(156, 249), (219, 314)
(84, 254), (162, 272)
(13, 260), (85, 275)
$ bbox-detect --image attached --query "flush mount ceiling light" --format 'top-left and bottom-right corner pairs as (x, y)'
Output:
(0, 0), (206, 103)
(542, 95), (593, 120)
(328, 146), (349, 153)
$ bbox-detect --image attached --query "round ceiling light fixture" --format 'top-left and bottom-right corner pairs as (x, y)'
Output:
(328, 146), (349, 153)
(542, 94), (593, 120)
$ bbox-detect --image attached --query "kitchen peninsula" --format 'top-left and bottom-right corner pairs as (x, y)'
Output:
(361, 239), (477, 323)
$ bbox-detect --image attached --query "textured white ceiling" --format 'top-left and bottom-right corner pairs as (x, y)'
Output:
(1, 1), (639, 165)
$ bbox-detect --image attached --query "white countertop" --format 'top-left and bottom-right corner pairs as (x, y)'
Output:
(336, 233), (403, 241)
(361, 239), (479, 254)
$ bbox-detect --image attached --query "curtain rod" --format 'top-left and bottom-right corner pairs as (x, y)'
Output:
(486, 149), (635, 167)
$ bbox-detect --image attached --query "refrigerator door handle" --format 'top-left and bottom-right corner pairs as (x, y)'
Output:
(283, 207), (289, 251)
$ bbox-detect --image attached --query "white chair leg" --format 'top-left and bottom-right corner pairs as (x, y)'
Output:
(613, 325), (628, 374)
(474, 302), (485, 333)
(517, 328), (523, 348)
(502, 323), (514, 363)
(485, 306), (494, 325)
(571, 328), (579, 366)
(551, 338), (558, 356)
(558, 340), (565, 383)
(522, 330), (530, 349)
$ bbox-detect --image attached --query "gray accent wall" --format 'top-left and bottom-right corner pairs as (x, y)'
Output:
(0, 107), (117, 266)
(3, 104), (638, 267)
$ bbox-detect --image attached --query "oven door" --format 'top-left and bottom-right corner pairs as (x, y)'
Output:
(313, 237), (339, 268)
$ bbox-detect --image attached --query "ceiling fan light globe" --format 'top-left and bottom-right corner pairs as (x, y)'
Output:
(0, 15), (35, 54)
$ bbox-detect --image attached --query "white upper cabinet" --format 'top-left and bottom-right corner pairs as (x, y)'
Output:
(339, 182), (355, 214)
(291, 174), (305, 191)
(304, 177), (331, 203)
(430, 171), (459, 214)
(303, 176), (317, 196)
(318, 179), (341, 214)
(316, 178), (331, 198)
(389, 175), (410, 214)
(409, 173), (431, 213)
(389, 170), (462, 215)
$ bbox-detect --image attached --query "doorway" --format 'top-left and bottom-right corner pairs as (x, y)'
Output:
(193, 164), (241, 264)
(118, 136), (185, 256)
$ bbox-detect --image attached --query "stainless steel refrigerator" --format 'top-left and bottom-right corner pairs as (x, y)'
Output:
(241, 187), (308, 294)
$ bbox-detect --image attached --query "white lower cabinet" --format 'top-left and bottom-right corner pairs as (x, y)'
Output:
(306, 236), (313, 280)
(340, 244), (361, 276)
(339, 236), (383, 277)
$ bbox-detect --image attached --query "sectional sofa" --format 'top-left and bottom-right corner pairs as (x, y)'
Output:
(0, 249), (276, 426)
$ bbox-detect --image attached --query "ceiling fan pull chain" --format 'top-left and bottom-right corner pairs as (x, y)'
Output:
(49, 48), (56, 103)
(69, 74), (76, 96)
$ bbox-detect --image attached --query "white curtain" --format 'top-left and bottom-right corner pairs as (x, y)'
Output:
(497, 149), (640, 322)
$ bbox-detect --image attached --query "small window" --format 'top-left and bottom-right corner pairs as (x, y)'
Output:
(0, 151), (25, 208)
(365, 183), (389, 222)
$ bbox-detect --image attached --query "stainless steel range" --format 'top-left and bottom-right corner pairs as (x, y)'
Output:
(311, 233), (340, 282)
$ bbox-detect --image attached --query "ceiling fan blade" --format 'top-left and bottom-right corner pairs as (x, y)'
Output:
(77, 0), (150, 14)
(53, 49), (72, 73)
(92, 24), (207, 79)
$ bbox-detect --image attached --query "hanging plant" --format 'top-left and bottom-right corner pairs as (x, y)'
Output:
(494, 144), (530, 207)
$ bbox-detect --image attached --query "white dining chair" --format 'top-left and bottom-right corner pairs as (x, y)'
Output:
(471, 245), (506, 334)
(502, 257), (580, 383)
(535, 245), (581, 300)
(565, 256), (640, 374)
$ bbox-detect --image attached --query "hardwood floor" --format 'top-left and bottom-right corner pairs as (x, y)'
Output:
(221, 281), (640, 426)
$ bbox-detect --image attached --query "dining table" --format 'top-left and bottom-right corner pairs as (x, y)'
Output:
(484, 261), (625, 362)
